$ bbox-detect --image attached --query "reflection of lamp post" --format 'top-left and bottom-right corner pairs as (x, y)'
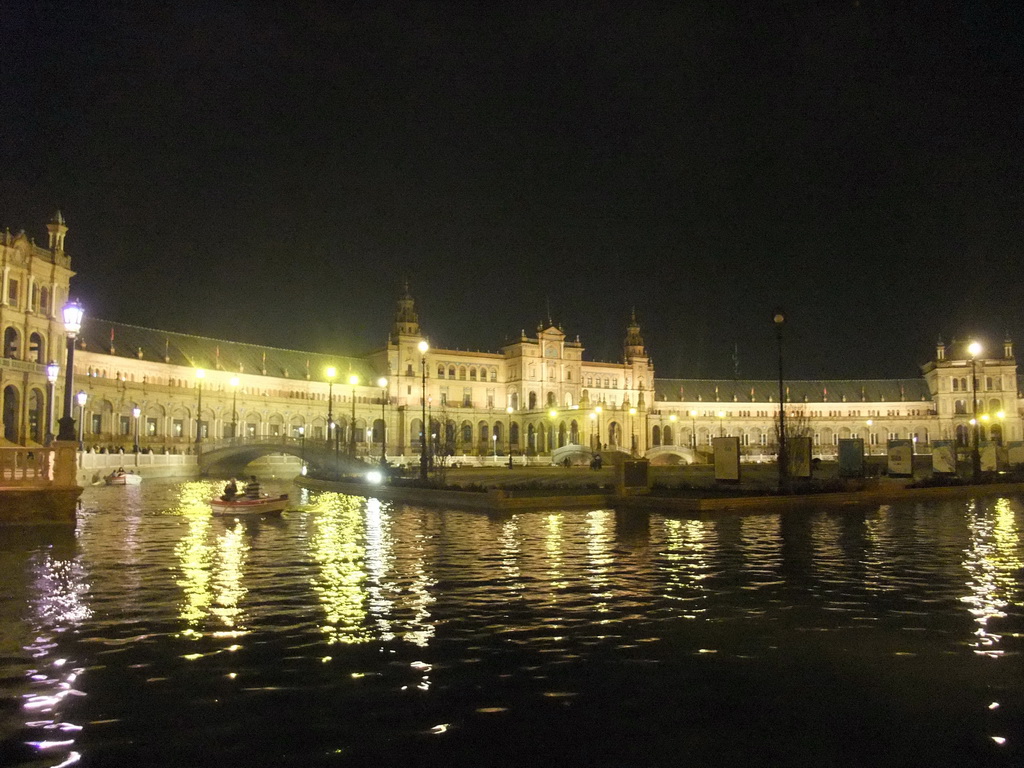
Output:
(418, 340), (429, 481)
(507, 405), (514, 468)
(773, 310), (787, 491)
(45, 361), (59, 445)
(57, 299), (84, 441)
(76, 390), (87, 452)
(325, 366), (336, 448)
(230, 376), (240, 439)
(132, 407), (141, 453)
(378, 376), (388, 464)
(968, 341), (982, 483)
(689, 409), (698, 448)
(194, 369), (205, 445)
(629, 406), (638, 455)
(348, 374), (359, 458)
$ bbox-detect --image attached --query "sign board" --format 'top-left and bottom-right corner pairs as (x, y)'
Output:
(621, 459), (650, 489)
(981, 442), (998, 472)
(887, 440), (914, 477)
(788, 437), (812, 478)
(837, 439), (864, 477)
(931, 440), (957, 474)
(1007, 441), (1024, 467)
(713, 437), (740, 482)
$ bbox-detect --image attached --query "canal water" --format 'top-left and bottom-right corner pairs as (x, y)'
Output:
(1, 480), (1021, 767)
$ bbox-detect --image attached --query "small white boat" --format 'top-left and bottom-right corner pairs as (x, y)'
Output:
(210, 493), (289, 516)
(105, 470), (143, 486)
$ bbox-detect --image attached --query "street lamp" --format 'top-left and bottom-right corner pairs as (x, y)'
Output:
(132, 406), (141, 453)
(45, 360), (59, 444)
(689, 409), (698, 448)
(968, 340), (982, 483)
(717, 410), (726, 437)
(56, 299), (84, 441)
(230, 376), (240, 439)
(348, 373), (359, 459)
(76, 390), (87, 451)
(194, 368), (205, 445)
(492, 433), (498, 463)
(325, 366), (337, 448)
(595, 405), (603, 450)
(418, 340), (429, 481)
(377, 376), (388, 464)
(773, 310), (787, 491)
(299, 426), (306, 475)
(629, 406), (638, 455)
(506, 405), (514, 468)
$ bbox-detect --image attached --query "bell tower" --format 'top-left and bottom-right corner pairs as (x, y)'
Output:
(46, 210), (67, 252)
(392, 281), (421, 338)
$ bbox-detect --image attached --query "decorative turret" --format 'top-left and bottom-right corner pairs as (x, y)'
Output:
(623, 308), (646, 361)
(46, 210), (67, 252)
(936, 336), (945, 361)
(392, 281), (421, 337)
(1004, 333), (1014, 359)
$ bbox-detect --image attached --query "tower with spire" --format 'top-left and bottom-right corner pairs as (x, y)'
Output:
(46, 210), (67, 252)
(391, 281), (421, 338)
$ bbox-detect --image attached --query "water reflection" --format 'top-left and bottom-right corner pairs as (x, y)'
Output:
(661, 518), (715, 619)
(309, 493), (370, 644)
(585, 510), (615, 613)
(21, 547), (91, 767)
(961, 498), (1022, 658)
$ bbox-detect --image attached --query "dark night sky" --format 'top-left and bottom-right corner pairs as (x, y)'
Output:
(2, 1), (1021, 380)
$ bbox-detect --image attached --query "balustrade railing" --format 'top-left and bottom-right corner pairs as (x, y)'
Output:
(0, 446), (54, 486)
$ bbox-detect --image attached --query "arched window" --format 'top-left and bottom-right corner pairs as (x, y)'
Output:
(470, 368), (477, 381)
(437, 364), (445, 378)
(448, 366), (456, 378)
(461, 423), (472, 444)
(952, 379), (959, 391)
(663, 425), (673, 445)
(39, 287), (50, 316)
(569, 420), (579, 444)
(510, 422), (520, 446)
(3, 327), (19, 359)
(547, 391), (556, 407)
(490, 369), (497, 382)
(954, 399), (966, 414)
(566, 370), (572, 382)
(479, 422), (489, 442)
(986, 376), (994, 391)
(28, 332), (44, 363)
(459, 367), (466, 380)
(528, 391), (537, 410)
(955, 424), (969, 446)
(651, 425), (661, 446)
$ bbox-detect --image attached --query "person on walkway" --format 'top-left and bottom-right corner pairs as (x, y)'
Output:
(243, 475), (261, 499)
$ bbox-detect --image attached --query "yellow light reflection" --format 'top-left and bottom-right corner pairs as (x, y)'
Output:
(739, 514), (782, 586)
(546, 513), (567, 594)
(661, 518), (715, 618)
(961, 498), (1022, 658)
(364, 498), (396, 641)
(500, 517), (524, 596)
(586, 510), (615, 613)
(174, 483), (217, 636)
(309, 493), (370, 644)
(210, 522), (249, 631)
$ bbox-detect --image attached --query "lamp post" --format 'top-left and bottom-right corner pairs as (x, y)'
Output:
(418, 340), (429, 481)
(45, 360), (59, 445)
(968, 341), (982, 483)
(230, 376), (240, 439)
(132, 407), (141, 453)
(507, 405), (514, 468)
(348, 374), (359, 459)
(629, 406), (638, 455)
(56, 299), (84, 441)
(595, 405), (603, 451)
(865, 419), (873, 455)
(773, 310), (787, 492)
(378, 376), (388, 464)
(689, 409), (698, 448)
(194, 369), (205, 446)
(299, 426), (306, 475)
(717, 410), (726, 437)
(325, 366), (337, 448)
(492, 433), (498, 463)
(76, 390), (87, 452)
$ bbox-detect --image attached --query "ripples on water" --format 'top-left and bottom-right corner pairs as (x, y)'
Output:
(0, 481), (1021, 767)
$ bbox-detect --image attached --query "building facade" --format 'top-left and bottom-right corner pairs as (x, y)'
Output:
(2, 214), (1020, 461)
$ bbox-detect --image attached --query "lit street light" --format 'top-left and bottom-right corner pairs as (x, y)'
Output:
(132, 406), (141, 453)
(418, 340), (429, 481)
(968, 341), (982, 483)
(689, 409), (698, 448)
(506, 405), (514, 468)
(348, 373), (359, 459)
(629, 406), (638, 455)
(378, 376), (388, 465)
(57, 299), (84, 442)
(717, 409), (726, 437)
(325, 366), (337, 448)
(773, 310), (787, 491)
(45, 360), (59, 445)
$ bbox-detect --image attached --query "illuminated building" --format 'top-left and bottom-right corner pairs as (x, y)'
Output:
(2, 214), (1020, 461)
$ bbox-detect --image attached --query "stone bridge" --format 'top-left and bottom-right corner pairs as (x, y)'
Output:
(197, 437), (371, 477)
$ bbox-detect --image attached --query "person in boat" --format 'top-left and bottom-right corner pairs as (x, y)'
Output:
(243, 475), (261, 499)
(115, 466), (125, 476)
(221, 477), (238, 502)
